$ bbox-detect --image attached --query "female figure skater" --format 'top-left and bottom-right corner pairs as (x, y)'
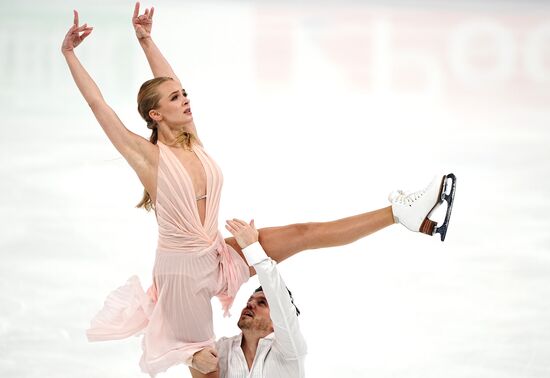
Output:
(62, 5), (454, 378)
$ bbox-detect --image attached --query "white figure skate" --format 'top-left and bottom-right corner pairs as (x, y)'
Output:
(389, 173), (456, 241)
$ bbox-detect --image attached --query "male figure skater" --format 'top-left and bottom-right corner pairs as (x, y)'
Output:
(191, 219), (307, 377)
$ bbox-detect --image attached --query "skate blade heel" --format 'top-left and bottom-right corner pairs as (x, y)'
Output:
(432, 173), (457, 242)
(420, 218), (437, 235)
(419, 175), (446, 238)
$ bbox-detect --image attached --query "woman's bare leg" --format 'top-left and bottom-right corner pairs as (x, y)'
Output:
(226, 206), (394, 274)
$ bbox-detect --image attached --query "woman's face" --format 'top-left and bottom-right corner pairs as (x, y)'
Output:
(153, 80), (193, 129)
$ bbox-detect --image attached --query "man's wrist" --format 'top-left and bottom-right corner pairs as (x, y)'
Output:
(237, 237), (257, 250)
(190, 350), (199, 367)
(242, 242), (269, 266)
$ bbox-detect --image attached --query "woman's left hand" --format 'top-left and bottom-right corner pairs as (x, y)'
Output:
(132, 2), (154, 40)
(225, 219), (259, 249)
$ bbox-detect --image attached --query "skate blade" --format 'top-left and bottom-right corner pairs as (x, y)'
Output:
(431, 173), (456, 241)
(419, 174), (447, 237)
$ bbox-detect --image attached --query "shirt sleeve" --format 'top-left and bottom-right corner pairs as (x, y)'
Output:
(242, 242), (307, 359)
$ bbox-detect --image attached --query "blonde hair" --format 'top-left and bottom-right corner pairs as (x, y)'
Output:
(136, 77), (197, 211)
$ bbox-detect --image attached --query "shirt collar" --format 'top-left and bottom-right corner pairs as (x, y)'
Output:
(262, 332), (275, 340)
(235, 332), (275, 344)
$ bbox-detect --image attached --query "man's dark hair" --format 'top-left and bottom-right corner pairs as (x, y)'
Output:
(254, 286), (301, 316)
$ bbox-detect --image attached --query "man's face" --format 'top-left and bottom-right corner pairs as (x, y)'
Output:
(237, 291), (274, 334)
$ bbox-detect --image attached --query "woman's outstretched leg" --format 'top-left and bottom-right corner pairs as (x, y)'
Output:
(258, 206), (394, 263)
(226, 173), (457, 270)
(225, 206), (394, 271)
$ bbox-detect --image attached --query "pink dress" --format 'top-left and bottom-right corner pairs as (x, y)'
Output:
(86, 141), (250, 376)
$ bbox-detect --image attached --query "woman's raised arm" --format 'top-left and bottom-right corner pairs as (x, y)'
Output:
(132, 3), (200, 145)
(62, 11), (157, 187)
(132, 2), (181, 85)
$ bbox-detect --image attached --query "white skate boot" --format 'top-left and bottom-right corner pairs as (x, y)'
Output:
(389, 173), (456, 241)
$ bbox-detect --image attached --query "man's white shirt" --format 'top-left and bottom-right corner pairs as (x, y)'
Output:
(215, 242), (307, 378)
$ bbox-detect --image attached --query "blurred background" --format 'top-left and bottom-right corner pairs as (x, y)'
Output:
(1, 0), (549, 377)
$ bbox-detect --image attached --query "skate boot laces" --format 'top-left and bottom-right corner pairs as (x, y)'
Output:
(389, 187), (428, 207)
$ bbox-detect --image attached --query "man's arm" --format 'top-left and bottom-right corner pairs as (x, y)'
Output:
(226, 219), (307, 359)
(191, 347), (218, 374)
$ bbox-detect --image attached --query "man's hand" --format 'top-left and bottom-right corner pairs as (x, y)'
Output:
(225, 219), (259, 249)
(132, 2), (154, 40)
(192, 347), (219, 374)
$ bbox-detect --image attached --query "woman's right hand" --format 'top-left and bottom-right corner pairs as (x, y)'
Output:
(61, 10), (93, 54)
(132, 2), (154, 40)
